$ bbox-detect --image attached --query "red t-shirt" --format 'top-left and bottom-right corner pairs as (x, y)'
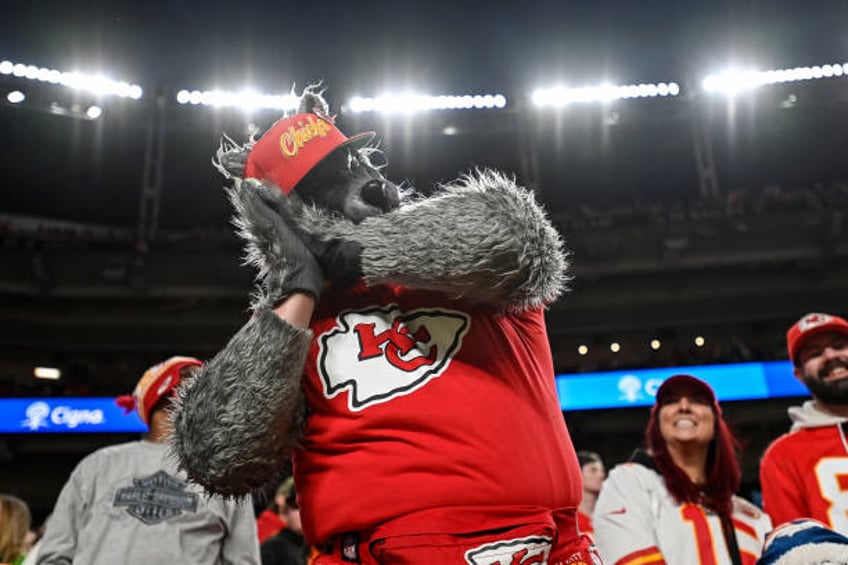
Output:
(760, 423), (848, 534)
(293, 283), (581, 545)
(255, 509), (286, 544)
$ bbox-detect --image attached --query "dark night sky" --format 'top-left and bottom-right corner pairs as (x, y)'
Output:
(4, 1), (847, 90)
(2, 0), (848, 228)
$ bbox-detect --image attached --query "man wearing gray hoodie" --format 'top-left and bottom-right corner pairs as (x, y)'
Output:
(760, 313), (848, 534)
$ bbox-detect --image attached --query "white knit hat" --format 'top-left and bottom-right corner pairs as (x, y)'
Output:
(758, 519), (848, 565)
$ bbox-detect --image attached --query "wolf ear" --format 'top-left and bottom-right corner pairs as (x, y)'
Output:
(212, 134), (251, 180)
(297, 83), (330, 116)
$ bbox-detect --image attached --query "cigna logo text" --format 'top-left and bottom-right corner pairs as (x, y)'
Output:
(22, 401), (105, 430)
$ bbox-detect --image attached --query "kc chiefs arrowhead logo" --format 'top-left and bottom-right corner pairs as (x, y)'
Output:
(317, 305), (470, 411)
(798, 313), (833, 332)
(464, 536), (553, 565)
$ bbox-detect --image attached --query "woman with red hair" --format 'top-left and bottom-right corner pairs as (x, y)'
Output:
(593, 375), (772, 565)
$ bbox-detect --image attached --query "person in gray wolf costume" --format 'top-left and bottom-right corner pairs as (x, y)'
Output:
(171, 85), (599, 564)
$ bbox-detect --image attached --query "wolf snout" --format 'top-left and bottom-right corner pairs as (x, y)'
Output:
(361, 179), (400, 212)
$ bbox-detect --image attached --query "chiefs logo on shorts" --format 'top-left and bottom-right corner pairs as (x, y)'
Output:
(317, 305), (470, 411)
(465, 536), (552, 565)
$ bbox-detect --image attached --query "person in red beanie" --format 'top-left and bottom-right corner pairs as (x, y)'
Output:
(594, 375), (771, 565)
(36, 357), (260, 565)
(760, 312), (848, 534)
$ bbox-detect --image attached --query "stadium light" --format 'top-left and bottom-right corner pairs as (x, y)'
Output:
(86, 105), (103, 119)
(34, 367), (61, 380)
(703, 62), (848, 95)
(577, 345), (589, 356)
(347, 93), (507, 114)
(0, 59), (142, 99)
(174, 88), (299, 112)
(6, 90), (24, 104)
(532, 81), (680, 107)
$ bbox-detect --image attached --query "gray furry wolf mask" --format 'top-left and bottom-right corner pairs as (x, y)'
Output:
(170, 84), (571, 498)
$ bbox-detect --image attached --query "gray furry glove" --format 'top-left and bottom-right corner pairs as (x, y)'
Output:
(171, 307), (312, 496)
(228, 178), (324, 309)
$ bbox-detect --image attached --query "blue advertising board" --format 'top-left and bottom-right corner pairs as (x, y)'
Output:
(0, 361), (812, 431)
(0, 398), (147, 433)
(556, 360), (809, 411)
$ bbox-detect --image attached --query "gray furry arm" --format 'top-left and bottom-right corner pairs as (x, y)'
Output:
(308, 169), (569, 310)
(171, 307), (311, 497)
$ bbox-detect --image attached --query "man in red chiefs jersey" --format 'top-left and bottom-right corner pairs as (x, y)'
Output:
(760, 312), (848, 534)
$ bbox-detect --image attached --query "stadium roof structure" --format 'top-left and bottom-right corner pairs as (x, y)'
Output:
(1, 1), (847, 223)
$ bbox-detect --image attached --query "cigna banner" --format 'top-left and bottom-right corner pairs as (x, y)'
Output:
(0, 361), (809, 430)
(556, 360), (808, 411)
(0, 398), (147, 433)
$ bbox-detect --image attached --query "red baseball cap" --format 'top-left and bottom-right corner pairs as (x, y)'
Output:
(786, 312), (848, 365)
(116, 356), (203, 426)
(244, 112), (374, 194)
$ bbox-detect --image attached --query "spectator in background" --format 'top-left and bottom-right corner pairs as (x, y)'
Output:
(594, 375), (771, 564)
(760, 312), (848, 534)
(21, 514), (48, 565)
(259, 478), (309, 565)
(757, 518), (848, 565)
(256, 480), (290, 545)
(0, 494), (31, 565)
(575, 451), (605, 540)
(36, 356), (260, 564)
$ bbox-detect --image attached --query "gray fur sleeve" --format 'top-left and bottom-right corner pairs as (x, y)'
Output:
(170, 307), (311, 497)
(301, 169), (569, 311)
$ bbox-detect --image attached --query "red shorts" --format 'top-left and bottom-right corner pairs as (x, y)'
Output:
(311, 506), (603, 564)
